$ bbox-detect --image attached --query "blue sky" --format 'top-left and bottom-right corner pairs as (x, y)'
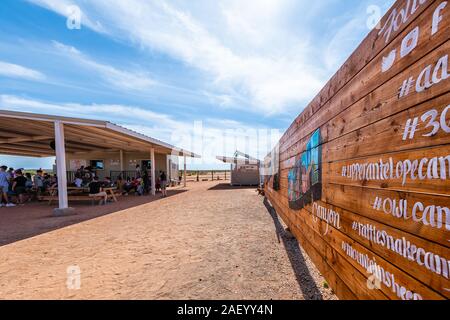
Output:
(0, 0), (394, 169)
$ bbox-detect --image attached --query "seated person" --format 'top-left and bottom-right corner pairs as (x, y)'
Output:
(122, 177), (131, 194)
(116, 176), (124, 193)
(137, 180), (144, 196)
(88, 176), (108, 205)
(102, 177), (113, 188)
(73, 173), (83, 188)
(123, 177), (136, 195)
(42, 174), (54, 191)
(12, 170), (28, 205)
(131, 177), (141, 195)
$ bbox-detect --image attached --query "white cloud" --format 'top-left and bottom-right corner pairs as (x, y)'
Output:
(0, 61), (46, 81)
(29, 0), (326, 115)
(26, 0), (105, 33)
(26, 0), (393, 116)
(52, 41), (156, 91)
(323, 1), (386, 71)
(0, 94), (176, 133)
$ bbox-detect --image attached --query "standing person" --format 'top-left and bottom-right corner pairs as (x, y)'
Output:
(77, 165), (85, 176)
(83, 167), (93, 185)
(25, 173), (33, 191)
(155, 176), (161, 193)
(160, 171), (168, 198)
(12, 170), (28, 205)
(0, 166), (15, 207)
(33, 170), (45, 195)
(6, 168), (14, 193)
(135, 164), (141, 179)
(50, 175), (58, 189)
(142, 170), (150, 194)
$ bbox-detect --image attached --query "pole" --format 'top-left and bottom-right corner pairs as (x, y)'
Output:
(119, 150), (124, 171)
(54, 121), (69, 213)
(151, 148), (156, 195)
(183, 155), (187, 187)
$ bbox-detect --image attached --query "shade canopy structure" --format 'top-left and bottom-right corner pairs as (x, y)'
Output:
(0, 110), (199, 213)
(216, 150), (260, 166)
(0, 110), (199, 158)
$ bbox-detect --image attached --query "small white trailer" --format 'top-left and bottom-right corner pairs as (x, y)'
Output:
(216, 151), (260, 186)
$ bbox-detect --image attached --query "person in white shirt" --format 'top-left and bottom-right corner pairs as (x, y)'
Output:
(0, 166), (15, 207)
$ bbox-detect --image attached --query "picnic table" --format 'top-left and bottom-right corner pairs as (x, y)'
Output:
(103, 187), (118, 202)
(41, 186), (120, 205)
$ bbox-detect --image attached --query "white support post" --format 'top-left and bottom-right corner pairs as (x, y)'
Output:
(119, 150), (124, 172)
(167, 155), (170, 185)
(54, 121), (70, 214)
(183, 155), (187, 187)
(151, 148), (156, 196)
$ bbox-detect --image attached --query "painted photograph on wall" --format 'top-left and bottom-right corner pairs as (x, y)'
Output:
(288, 129), (322, 210)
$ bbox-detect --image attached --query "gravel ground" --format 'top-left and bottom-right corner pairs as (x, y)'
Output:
(0, 181), (337, 300)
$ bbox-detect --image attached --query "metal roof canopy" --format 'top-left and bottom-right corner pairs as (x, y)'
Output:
(0, 110), (200, 158)
(216, 150), (260, 166)
(0, 110), (199, 213)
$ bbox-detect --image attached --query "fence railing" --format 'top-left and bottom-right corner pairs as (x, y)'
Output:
(109, 171), (139, 181)
(66, 170), (138, 182)
(66, 170), (231, 183)
(66, 171), (76, 183)
(182, 170), (231, 182)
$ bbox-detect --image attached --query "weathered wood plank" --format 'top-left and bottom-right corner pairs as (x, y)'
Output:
(265, 198), (358, 300)
(269, 186), (450, 296)
(324, 144), (450, 194)
(268, 193), (388, 299)
(267, 191), (446, 299)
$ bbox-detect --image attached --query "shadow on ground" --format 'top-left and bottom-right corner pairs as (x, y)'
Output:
(0, 189), (187, 247)
(208, 183), (258, 191)
(263, 197), (324, 300)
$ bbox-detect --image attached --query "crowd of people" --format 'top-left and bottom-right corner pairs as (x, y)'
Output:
(0, 163), (170, 207)
(0, 166), (57, 207)
(115, 165), (169, 198)
(72, 165), (169, 204)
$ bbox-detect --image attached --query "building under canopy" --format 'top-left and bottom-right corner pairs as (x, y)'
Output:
(216, 151), (260, 186)
(0, 110), (200, 214)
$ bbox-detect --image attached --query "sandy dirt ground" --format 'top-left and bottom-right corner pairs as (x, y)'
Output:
(0, 181), (337, 300)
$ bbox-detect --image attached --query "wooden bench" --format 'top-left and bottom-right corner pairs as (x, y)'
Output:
(40, 191), (121, 205)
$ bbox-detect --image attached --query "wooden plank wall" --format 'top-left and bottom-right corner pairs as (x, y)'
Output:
(264, 0), (449, 300)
